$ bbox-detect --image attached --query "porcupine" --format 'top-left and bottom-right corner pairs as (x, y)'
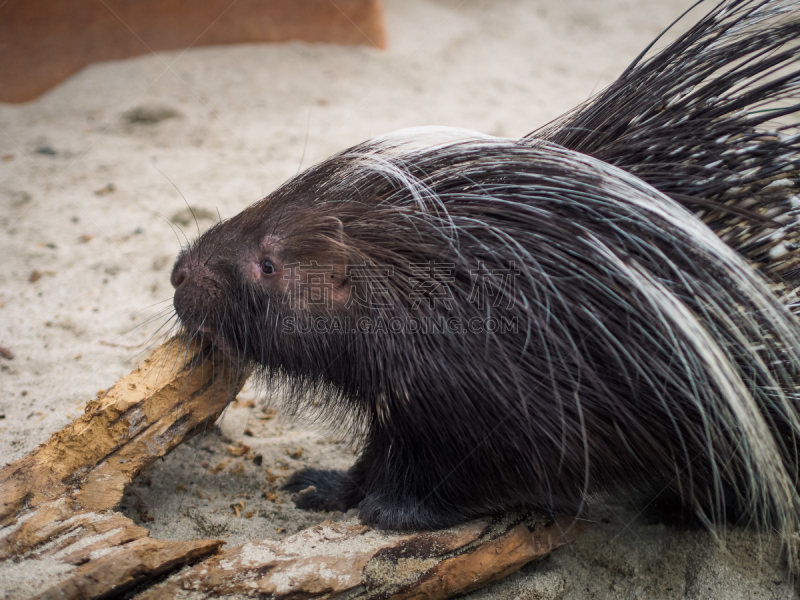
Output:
(170, 0), (800, 550)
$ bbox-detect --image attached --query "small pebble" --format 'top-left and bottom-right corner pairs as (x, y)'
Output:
(94, 183), (115, 196)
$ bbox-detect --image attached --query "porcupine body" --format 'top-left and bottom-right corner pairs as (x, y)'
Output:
(171, 0), (800, 545)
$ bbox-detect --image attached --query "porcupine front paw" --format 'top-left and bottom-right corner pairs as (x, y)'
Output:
(283, 468), (364, 512)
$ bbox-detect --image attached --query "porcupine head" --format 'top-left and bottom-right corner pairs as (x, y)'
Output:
(171, 198), (354, 371)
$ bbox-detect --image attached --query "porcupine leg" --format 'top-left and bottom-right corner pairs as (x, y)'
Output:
(283, 470), (444, 529)
(284, 438), (464, 529)
(284, 467), (452, 528)
(283, 466), (366, 512)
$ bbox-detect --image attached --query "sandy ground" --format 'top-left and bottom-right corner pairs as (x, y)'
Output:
(1, 0), (799, 597)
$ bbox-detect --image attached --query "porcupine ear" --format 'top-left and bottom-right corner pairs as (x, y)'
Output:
(308, 215), (349, 291)
(280, 215), (350, 309)
(315, 216), (346, 266)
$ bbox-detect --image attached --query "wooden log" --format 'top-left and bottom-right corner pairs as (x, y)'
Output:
(32, 537), (224, 600)
(137, 514), (585, 599)
(0, 338), (247, 526)
(0, 337), (246, 599)
(0, 0), (387, 103)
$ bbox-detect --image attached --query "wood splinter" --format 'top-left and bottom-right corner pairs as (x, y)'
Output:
(0, 337), (585, 599)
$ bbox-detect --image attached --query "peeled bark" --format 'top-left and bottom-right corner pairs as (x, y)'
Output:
(138, 514), (585, 600)
(0, 338), (245, 599)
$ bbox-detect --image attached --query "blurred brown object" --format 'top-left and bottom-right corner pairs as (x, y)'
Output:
(0, 0), (387, 103)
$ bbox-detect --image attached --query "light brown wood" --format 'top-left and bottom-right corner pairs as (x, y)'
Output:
(34, 538), (224, 600)
(137, 515), (585, 599)
(0, 337), (246, 599)
(0, 0), (387, 103)
(0, 338), (246, 526)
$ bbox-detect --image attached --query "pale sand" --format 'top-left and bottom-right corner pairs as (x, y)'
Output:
(0, 0), (797, 598)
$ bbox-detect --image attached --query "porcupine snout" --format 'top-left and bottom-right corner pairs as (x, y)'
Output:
(171, 249), (228, 334)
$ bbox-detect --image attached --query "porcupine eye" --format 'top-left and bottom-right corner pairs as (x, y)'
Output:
(261, 259), (275, 275)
